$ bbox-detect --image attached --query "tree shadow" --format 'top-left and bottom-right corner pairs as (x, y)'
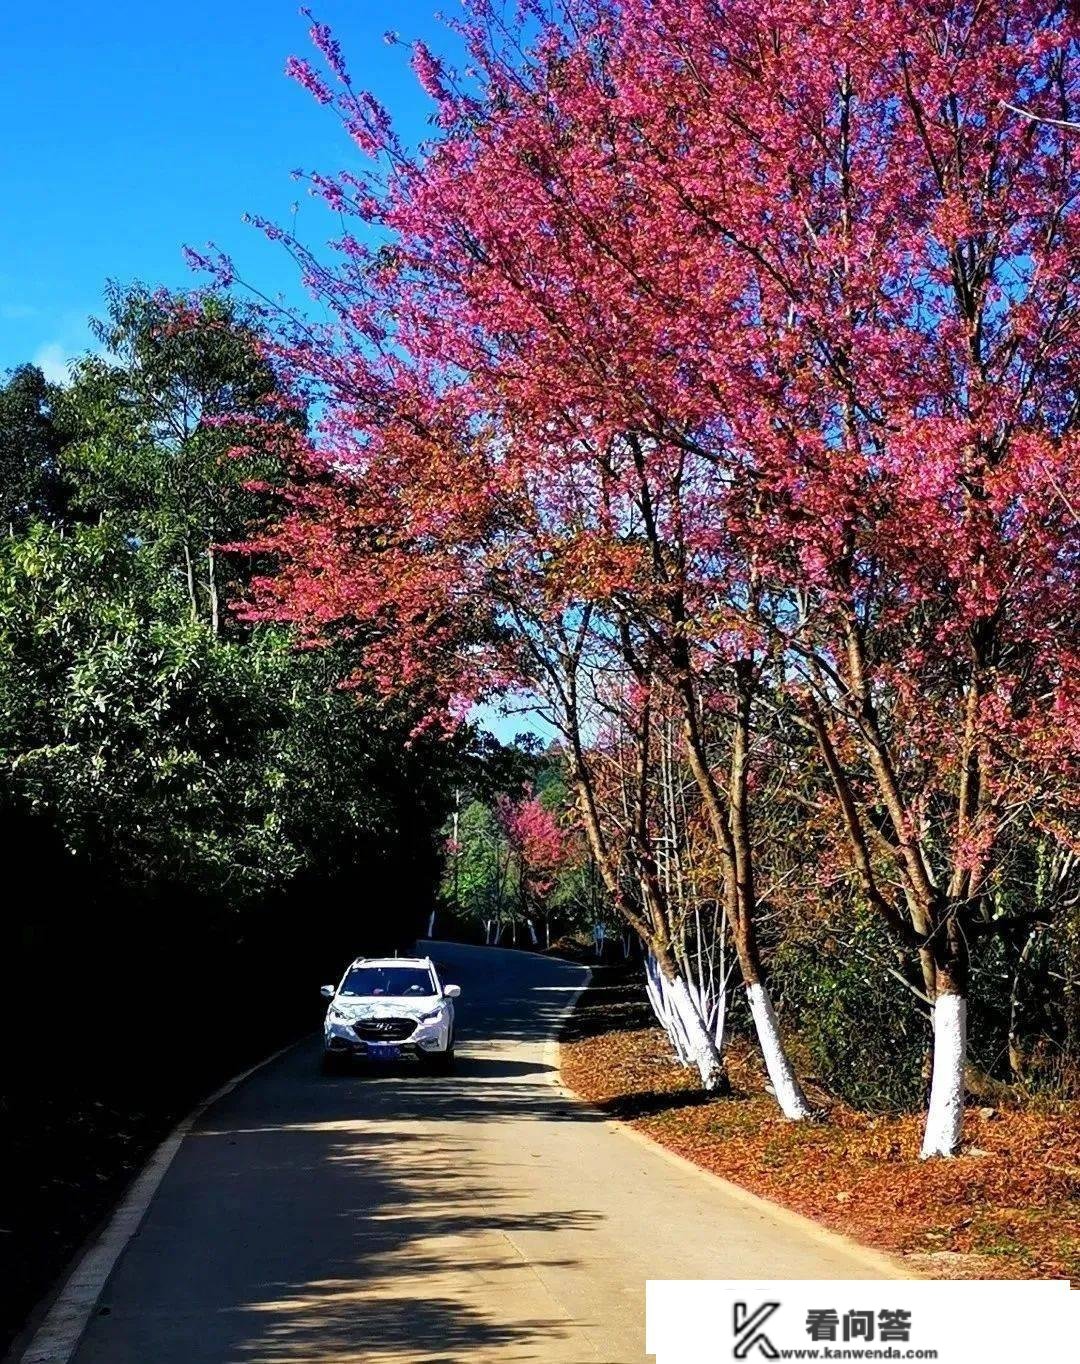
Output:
(77, 944), (607, 1364)
(559, 962), (654, 1043)
(591, 1087), (724, 1120)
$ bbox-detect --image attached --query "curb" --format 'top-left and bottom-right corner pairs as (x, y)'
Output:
(9, 1036), (310, 1364)
(542, 966), (594, 1078)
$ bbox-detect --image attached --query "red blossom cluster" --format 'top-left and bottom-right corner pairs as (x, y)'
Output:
(497, 790), (580, 901)
(223, 0), (1079, 1146)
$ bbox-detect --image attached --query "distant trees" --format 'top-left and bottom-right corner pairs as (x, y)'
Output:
(499, 788), (585, 947)
(441, 755), (590, 949)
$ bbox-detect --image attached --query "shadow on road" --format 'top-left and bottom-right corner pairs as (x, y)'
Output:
(81, 946), (602, 1363)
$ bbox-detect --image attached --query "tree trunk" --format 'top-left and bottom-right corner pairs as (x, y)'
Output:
(564, 689), (724, 1093)
(645, 949), (728, 1090)
(744, 980), (813, 1120)
(920, 989), (967, 1158)
(207, 546), (220, 636)
(645, 957), (691, 1066)
(711, 976), (727, 1052)
(183, 542), (197, 621)
(675, 666), (810, 1118)
(1008, 928), (1040, 1082)
(730, 879), (812, 1121)
(660, 960), (726, 1091)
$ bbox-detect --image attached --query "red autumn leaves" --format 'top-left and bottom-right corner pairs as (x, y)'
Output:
(229, 0), (1078, 1150)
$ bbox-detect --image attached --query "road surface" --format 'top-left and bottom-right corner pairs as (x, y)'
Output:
(68, 943), (895, 1364)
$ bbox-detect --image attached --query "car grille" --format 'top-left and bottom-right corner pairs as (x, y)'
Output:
(352, 1017), (416, 1042)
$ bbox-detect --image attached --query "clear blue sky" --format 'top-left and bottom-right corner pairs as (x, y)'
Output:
(2, 0), (548, 745)
(0, 0), (453, 380)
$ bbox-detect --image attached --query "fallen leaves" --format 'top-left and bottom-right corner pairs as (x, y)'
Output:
(560, 975), (1080, 1283)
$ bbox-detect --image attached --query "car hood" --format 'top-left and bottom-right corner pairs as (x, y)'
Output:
(330, 996), (443, 1018)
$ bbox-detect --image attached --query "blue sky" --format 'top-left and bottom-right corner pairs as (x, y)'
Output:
(0, 0), (454, 380)
(2, 0), (548, 744)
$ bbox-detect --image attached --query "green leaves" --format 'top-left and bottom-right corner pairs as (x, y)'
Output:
(0, 283), (466, 925)
(0, 364), (68, 528)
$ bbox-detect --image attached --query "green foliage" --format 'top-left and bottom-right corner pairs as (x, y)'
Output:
(0, 282), (465, 925)
(773, 894), (1080, 1111)
(774, 915), (928, 1112)
(0, 365), (68, 526)
(1, 521), (286, 896)
(439, 748), (599, 945)
(57, 282), (296, 631)
(449, 798), (516, 922)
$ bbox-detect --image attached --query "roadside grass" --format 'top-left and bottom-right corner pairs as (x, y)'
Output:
(560, 965), (1080, 1282)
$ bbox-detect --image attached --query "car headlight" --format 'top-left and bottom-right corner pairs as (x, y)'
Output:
(418, 1007), (444, 1023)
(328, 1007), (352, 1024)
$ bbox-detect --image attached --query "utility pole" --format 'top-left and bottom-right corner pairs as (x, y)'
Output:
(452, 788), (461, 916)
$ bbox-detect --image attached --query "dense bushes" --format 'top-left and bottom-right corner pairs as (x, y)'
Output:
(775, 919), (927, 1113)
(774, 905), (1080, 1114)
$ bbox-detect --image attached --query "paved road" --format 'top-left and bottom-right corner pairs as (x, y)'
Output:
(70, 943), (894, 1364)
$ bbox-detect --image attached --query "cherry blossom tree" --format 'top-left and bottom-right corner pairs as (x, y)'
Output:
(231, 0), (1078, 1138)
(496, 788), (583, 946)
(599, 0), (1080, 1152)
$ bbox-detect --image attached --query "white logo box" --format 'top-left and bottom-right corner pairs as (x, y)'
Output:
(647, 1279), (1078, 1363)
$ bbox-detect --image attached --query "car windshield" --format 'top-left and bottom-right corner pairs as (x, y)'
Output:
(339, 966), (436, 998)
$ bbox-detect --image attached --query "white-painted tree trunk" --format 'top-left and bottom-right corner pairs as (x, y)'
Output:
(644, 955), (690, 1065)
(659, 970), (694, 1065)
(920, 992), (967, 1159)
(645, 950), (729, 1079)
(686, 970), (726, 1048)
(644, 953), (664, 1021)
(526, 918), (538, 945)
(710, 984), (727, 1052)
(667, 973), (725, 1091)
(746, 982), (812, 1120)
(426, 910), (436, 938)
(593, 922), (605, 958)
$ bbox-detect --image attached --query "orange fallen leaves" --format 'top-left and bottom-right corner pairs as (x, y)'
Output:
(560, 989), (1080, 1282)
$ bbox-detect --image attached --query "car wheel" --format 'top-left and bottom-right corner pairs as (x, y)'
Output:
(423, 1035), (455, 1073)
(321, 1049), (350, 1075)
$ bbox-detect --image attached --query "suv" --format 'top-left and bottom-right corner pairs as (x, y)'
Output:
(320, 956), (460, 1073)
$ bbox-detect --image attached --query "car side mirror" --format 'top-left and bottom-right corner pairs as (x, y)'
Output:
(320, 984), (335, 1000)
(443, 984), (461, 999)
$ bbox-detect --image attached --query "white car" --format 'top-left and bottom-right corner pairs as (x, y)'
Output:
(320, 956), (460, 1073)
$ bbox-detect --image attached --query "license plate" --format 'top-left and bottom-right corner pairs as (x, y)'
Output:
(365, 1044), (401, 1059)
